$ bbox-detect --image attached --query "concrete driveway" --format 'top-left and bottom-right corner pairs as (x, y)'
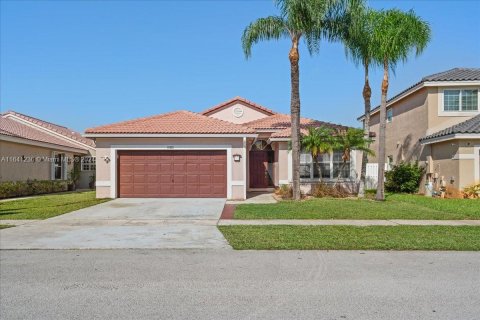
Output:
(0, 198), (231, 249)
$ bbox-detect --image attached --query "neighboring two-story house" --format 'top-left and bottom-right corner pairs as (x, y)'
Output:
(359, 68), (480, 192)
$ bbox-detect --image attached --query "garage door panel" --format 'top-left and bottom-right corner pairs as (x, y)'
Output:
(186, 164), (198, 172)
(212, 175), (225, 183)
(173, 163), (186, 171)
(118, 150), (227, 198)
(147, 175), (159, 183)
(212, 186), (226, 196)
(198, 175), (212, 183)
(134, 163), (146, 172)
(120, 163), (134, 173)
(159, 174), (172, 183)
(133, 175), (146, 183)
(120, 174), (133, 183)
(173, 175), (186, 184)
(186, 175), (199, 183)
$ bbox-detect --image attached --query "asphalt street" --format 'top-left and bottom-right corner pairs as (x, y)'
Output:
(1, 250), (479, 320)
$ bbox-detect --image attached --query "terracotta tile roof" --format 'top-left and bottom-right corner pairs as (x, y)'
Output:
(85, 110), (256, 134)
(359, 68), (480, 119)
(420, 114), (480, 143)
(2, 111), (95, 148)
(0, 116), (89, 151)
(201, 96), (276, 116)
(245, 114), (349, 137)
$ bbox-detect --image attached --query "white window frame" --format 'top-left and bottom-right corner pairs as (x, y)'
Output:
(81, 156), (96, 171)
(51, 152), (66, 180)
(438, 87), (479, 117)
(386, 108), (393, 123)
(300, 150), (352, 181)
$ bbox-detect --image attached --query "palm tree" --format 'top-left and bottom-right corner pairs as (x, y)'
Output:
(242, 0), (349, 200)
(342, 5), (380, 197)
(332, 128), (374, 187)
(370, 9), (431, 201)
(301, 127), (335, 180)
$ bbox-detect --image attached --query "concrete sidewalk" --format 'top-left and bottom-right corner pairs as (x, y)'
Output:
(218, 219), (480, 226)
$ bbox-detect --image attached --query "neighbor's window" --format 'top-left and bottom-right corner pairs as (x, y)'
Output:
(81, 156), (96, 171)
(300, 151), (350, 180)
(54, 153), (64, 180)
(333, 151), (350, 179)
(387, 155), (394, 170)
(300, 153), (313, 179)
(444, 89), (478, 112)
(386, 108), (393, 123)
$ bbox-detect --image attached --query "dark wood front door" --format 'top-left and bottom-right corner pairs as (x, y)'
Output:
(249, 151), (271, 188)
(117, 150), (227, 198)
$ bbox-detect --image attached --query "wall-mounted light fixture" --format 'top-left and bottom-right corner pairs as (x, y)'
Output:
(233, 154), (242, 162)
(102, 156), (110, 163)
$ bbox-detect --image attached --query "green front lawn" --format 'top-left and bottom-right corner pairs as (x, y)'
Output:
(0, 191), (110, 220)
(235, 194), (480, 220)
(219, 225), (480, 250)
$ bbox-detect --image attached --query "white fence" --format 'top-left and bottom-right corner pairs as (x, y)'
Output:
(365, 163), (390, 190)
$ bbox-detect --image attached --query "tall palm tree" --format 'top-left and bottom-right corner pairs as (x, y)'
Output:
(342, 5), (380, 197)
(332, 128), (374, 187)
(301, 127), (335, 180)
(242, 0), (349, 200)
(371, 9), (431, 201)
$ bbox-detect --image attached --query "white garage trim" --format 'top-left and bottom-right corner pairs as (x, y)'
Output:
(109, 145), (234, 199)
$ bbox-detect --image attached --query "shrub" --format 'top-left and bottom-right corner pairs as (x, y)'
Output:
(463, 183), (480, 199)
(443, 186), (464, 199)
(311, 182), (350, 198)
(0, 180), (68, 199)
(385, 162), (424, 194)
(275, 184), (293, 199)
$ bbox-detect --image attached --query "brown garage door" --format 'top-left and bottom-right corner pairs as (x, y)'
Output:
(118, 150), (227, 198)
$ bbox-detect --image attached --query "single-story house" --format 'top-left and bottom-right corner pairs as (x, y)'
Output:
(0, 111), (96, 188)
(85, 97), (360, 200)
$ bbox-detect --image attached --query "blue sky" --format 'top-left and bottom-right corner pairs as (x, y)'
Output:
(1, 0), (479, 132)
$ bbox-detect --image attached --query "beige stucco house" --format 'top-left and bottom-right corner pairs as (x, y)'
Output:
(0, 111), (96, 188)
(85, 97), (359, 200)
(359, 68), (480, 191)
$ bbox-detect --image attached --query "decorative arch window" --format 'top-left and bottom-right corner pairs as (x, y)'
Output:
(251, 140), (272, 151)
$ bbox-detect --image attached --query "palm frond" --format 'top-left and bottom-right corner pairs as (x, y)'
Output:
(241, 16), (289, 59)
(370, 9), (431, 68)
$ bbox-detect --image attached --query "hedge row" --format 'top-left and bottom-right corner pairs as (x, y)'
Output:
(0, 180), (69, 199)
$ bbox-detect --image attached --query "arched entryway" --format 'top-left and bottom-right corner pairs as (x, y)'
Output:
(249, 140), (275, 188)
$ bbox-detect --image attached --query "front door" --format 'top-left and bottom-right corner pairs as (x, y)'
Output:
(249, 151), (271, 188)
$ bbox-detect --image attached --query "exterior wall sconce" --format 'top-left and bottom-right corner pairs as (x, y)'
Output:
(233, 154), (242, 162)
(102, 156), (110, 163)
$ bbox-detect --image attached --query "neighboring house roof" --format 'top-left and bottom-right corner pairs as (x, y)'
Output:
(420, 114), (480, 144)
(2, 110), (95, 148)
(358, 68), (480, 120)
(244, 113), (349, 137)
(85, 110), (256, 135)
(0, 116), (90, 152)
(201, 96), (277, 116)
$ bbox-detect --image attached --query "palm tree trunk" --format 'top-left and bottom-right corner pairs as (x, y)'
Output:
(376, 59), (389, 201)
(289, 39), (301, 200)
(358, 62), (371, 198)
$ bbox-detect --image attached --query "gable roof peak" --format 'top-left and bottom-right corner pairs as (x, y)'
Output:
(201, 96), (276, 116)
